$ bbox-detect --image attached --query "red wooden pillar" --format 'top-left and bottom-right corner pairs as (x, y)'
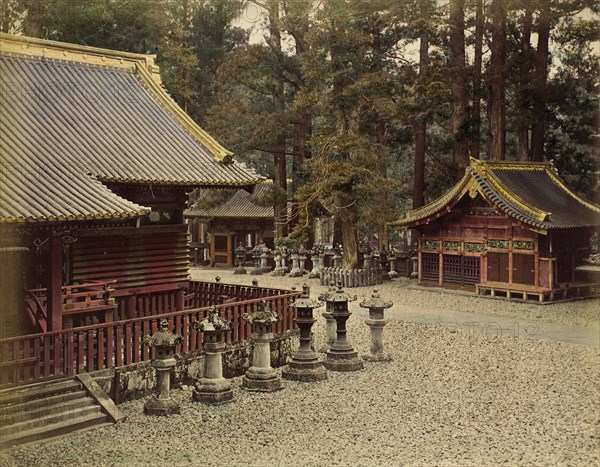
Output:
(175, 289), (184, 311)
(227, 234), (233, 266)
(126, 294), (137, 319)
(47, 235), (63, 332)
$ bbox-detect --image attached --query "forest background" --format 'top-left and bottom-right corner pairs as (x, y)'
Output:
(1, 0), (598, 269)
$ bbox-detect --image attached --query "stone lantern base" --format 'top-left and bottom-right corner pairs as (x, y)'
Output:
(363, 352), (392, 363)
(192, 378), (234, 404)
(242, 367), (283, 392)
(144, 395), (181, 416)
(282, 361), (327, 382)
(282, 351), (327, 382)
(323, 347), (364, 372)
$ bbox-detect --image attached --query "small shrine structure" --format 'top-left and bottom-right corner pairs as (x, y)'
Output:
(185, 183), (276, 266)
(390, 158), (600, 302)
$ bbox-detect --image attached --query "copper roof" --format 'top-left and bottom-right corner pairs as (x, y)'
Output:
(0, 34), (262, 223)
(185, 183), (274, 219)
(390, 158), (600, 232)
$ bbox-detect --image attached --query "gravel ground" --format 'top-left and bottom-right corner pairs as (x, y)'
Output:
(1, 269), (598, 467)
(196, 268), (600, 330)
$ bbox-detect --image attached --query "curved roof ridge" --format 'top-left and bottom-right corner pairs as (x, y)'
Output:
(390, 158), (600, 231)
(472, 160), (550, 222)
(389, 170), (471, 226)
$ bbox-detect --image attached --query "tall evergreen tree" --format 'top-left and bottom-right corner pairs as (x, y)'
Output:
(489, 0), (507, 160)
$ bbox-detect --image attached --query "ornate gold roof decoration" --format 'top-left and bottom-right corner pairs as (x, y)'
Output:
(389, 157), (600, 232)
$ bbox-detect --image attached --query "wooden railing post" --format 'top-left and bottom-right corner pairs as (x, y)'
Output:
(65, 329), (74, 376)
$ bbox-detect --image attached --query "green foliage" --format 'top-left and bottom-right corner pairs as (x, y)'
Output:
(21, 0), (168, 53)
(6, 0), (599, 239)
(545, 12), (599, 200)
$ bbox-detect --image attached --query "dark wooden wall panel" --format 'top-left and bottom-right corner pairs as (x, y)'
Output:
(71, 228), (189, 290)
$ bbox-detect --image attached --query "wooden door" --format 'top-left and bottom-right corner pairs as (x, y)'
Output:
(512, 254), (535, 285)
(487, 252), (509, 283)
(212, 235), (229, 265)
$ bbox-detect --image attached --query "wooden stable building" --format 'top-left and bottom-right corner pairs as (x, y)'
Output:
(185, 183), (276, 266)
(0, 33), (262, 337)
(390, 158), (600, 302)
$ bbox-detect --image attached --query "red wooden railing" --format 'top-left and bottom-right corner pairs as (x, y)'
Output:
(1, 289), (300, 388)
(184, 281), (292, 309)
(24, 279), (292, 327)
(25, 280), (117, 330)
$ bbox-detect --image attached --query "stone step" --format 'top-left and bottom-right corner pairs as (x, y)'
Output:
(0, 404), (102, 439)
(0, 411), (109, 448)
(0, 389), (88, 417)
(1, 395), (96, 427)
(0, 379), (81, 408)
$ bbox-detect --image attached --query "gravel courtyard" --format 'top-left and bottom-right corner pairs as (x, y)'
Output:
(1, 269), (598, 466)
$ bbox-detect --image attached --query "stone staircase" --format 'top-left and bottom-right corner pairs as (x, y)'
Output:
(0, 376), (123, 448)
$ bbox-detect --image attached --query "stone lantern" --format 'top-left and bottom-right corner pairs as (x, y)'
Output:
(234, 243), (247, 274)
(363, 249), (373, 270)
(191, 308), (233, 404)
(259, 243), (271, 273)
(318, 284), (337, 351)
(289, 252), (302, 277)
(282, 284), (327, 382)
(410, 254), (418, 279)
(241, 301), (282, 392)
(298, 248), (307, 275)
(323, 283), (364, 372)
(250, 244), (263, 275)
(359, 289), (393, 362)
(308, 245), (324, 279)
(272, 249), (286, 276)
(332, 246), (343, 268)
(388, 253), (399, 279)
(143, 319), (182, 416)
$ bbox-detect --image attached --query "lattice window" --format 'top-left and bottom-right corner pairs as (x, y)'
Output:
(442, 254), (463, 283)
(462, 256), (481, 284)
(421, 253), (439, 282)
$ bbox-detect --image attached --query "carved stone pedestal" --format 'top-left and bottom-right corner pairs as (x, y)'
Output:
(360, 289), (393, 363)
(193, 340), (234, 404)
(192, 310), (233, 404)
(363, 319), (392, 362)
(242, 307), (282, 392)
(322, 284), (363, 372)
(144, 358), (181, 415)
(143, 319), (182, 416)
(282, 285), (327, 382)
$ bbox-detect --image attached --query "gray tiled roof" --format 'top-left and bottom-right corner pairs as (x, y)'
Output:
(185, 183), (274, 219)
(0, 37), (261, 223)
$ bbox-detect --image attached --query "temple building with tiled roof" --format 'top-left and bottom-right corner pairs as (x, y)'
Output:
(185, 183), (276, 266)
(390, 158), (600, 302)
(0, 33), (263, 336)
